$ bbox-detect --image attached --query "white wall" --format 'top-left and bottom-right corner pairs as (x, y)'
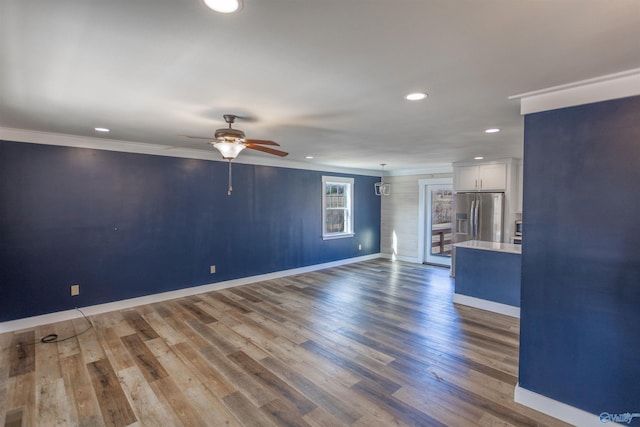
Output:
(381, 172), (453, 262)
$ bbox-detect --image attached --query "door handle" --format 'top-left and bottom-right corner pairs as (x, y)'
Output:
(473, 199), (479, 240)
(469, 200), (475, 239)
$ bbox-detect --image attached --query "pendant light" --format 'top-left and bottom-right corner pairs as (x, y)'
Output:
(374, 164), (391, 196)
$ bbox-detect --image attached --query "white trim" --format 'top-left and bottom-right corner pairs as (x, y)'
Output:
(509, 68), (640, 115)
(321, 233), (355, 240)
(380, 253), (420, 263)
(418, 178), (453, 266)
(452, 157), (518, 168)
(386, 166), (454, 176)
(514, 384), (625, 427)
(0, 253), (380, 333)
(509, 68), (640, 100)
(322, 175), (355, 239)
(0, 127), (459, 177)
(453, 293), (520, 318)
(0, 127), (382, 177)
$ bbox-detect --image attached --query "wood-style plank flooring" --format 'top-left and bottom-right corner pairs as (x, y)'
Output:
(0, 259), (570, 426)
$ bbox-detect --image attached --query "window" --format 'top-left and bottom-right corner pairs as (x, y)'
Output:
(322, 176), (354, 239)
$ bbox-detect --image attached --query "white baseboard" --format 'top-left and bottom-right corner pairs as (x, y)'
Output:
(514, 384), (625, 427)
(452, 293), (520, 318)
(380, 253), (420, 263)
(0, 254), (381, 333)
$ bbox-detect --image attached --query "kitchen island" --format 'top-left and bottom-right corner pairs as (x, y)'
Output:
(453, 240), (521, 317)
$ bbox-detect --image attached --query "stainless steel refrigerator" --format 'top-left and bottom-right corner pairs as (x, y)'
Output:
(451, 192), (504, 276)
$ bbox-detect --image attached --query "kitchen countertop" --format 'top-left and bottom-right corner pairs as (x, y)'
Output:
(454, 240), (521, 255)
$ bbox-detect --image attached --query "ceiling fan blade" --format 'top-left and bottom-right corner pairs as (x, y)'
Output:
(244, 138), (280, 146)
(246, 144), (289, 157)
(177, 134), (216, 140)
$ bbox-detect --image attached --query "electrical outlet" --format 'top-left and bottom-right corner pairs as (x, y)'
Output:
(70, 284), (80, 296)
(210, 265), (216, 274)
(358, 244), (362, 251)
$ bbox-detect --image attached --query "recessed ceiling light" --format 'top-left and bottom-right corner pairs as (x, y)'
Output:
(405, 92), (428, 101)
(474, 156), (484, 160)
(305, 156), (314, 159)
(484, 128), (500, 133)
(203, 0), (242, 13)
(94, 127), (110, 132)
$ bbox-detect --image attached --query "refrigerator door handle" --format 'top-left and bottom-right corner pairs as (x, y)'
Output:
(469, 200), (475, 239)
(473, 198), (479, 240)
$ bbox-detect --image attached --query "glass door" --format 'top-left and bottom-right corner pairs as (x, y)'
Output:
(425, 184), (453, 267)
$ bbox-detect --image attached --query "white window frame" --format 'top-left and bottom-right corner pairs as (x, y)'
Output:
(322, 176), (355, 240)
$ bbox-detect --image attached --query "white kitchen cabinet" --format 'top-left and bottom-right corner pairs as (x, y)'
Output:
(454, 165), (479, 191)
(454, 163), (507, 191)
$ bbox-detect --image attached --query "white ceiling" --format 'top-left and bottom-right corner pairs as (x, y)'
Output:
(1, 0), (639, 173)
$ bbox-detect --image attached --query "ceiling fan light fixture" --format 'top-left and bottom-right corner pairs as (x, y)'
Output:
(177, 113), (287, 194)
(213, 141), (246, 159)
(203, 0), (242, 13)
(215, 127), (245, 140)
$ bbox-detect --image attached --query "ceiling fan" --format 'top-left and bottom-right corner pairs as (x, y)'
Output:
(175, 114), (288, 195)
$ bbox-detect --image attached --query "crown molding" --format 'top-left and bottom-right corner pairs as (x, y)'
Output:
(509, 68), (640, 115)
(0, 127), (381, 176)
(386, 165), (453, 176)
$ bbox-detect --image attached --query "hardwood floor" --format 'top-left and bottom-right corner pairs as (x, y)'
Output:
(0, 259), (570, 427)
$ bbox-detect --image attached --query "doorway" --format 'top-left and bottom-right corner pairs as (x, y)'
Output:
(418, 179), (453, 267)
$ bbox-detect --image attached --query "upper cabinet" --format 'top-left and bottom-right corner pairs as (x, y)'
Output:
(454, 163), (507, 191)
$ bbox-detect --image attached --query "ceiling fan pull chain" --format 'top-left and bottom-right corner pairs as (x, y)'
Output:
(227, 160), (233, 196)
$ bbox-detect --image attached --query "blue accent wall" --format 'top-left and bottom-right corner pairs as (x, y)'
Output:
(519, 95), (640, 414)
(455, 248), (520, 307)
(0, 141), (381, 321)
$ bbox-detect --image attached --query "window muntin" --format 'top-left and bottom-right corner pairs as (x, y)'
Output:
(322, 176), (354, 239)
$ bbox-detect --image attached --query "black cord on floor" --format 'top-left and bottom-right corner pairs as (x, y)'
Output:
(39, 307), (94, 343)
